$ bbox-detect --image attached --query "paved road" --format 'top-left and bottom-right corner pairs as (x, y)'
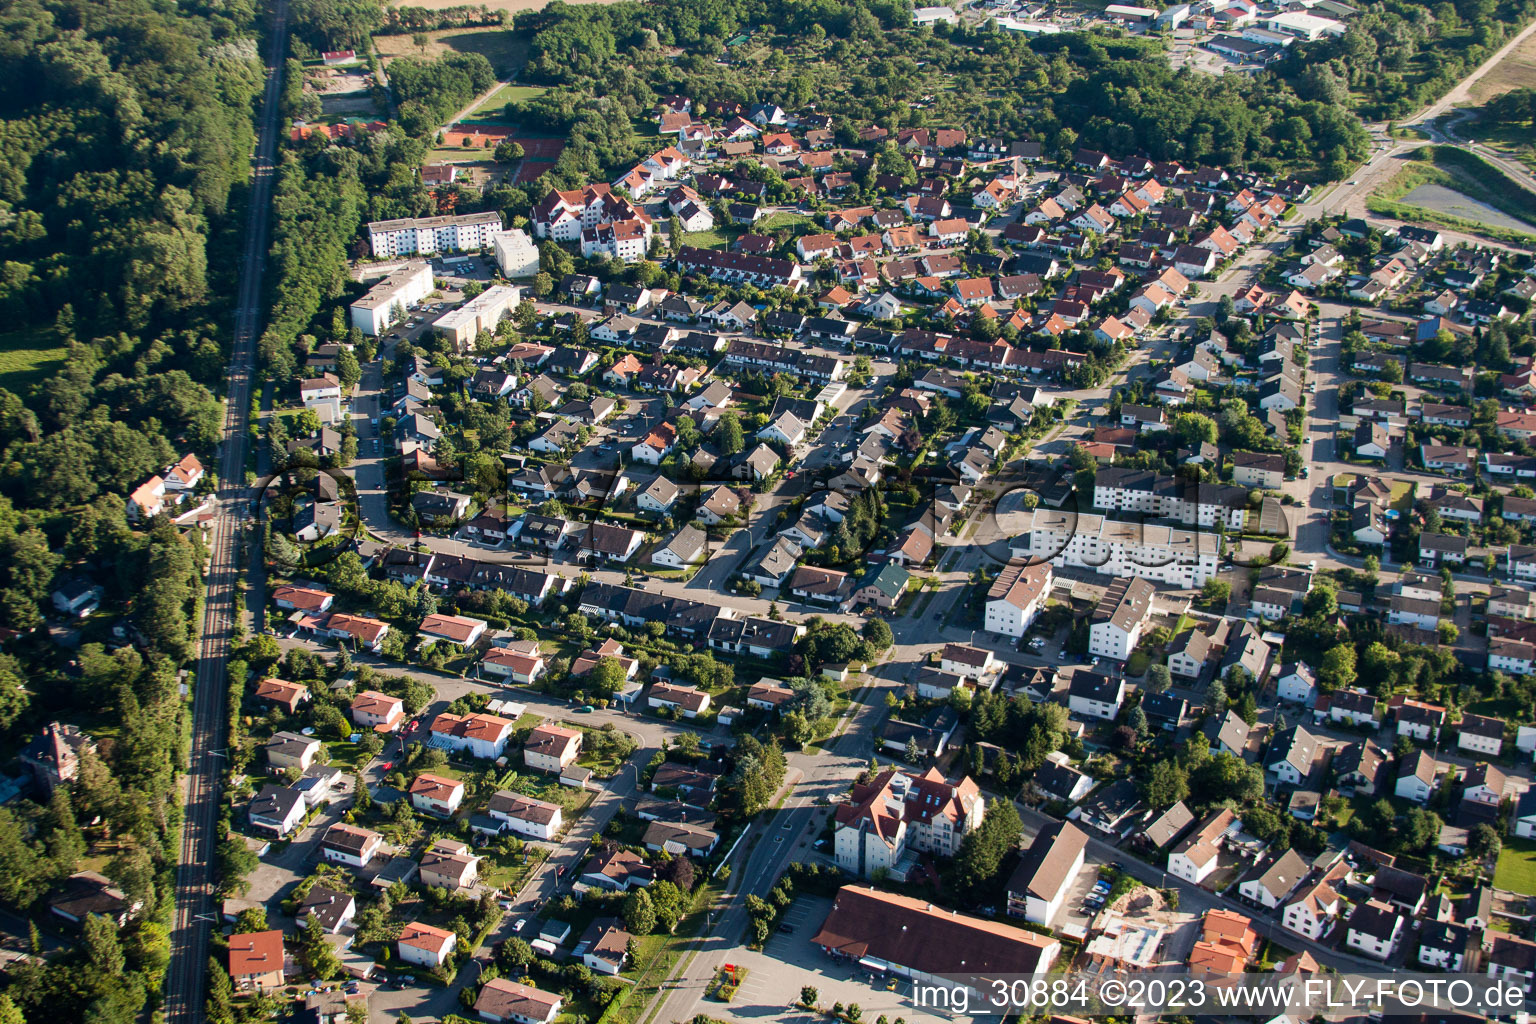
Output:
(165, 3), (289, 1022)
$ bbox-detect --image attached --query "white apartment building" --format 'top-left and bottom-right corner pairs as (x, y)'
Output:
(532, 185), (648, 242)
(834, 768), (984, 880)
(433, 284), (520, 350)
(1013, 509), (1220, 587)
(369, 211), (502, 258)
(350, 260), (434, 335)
(1092, 468), (1249, 530)
(984, 560), (1053, 637)
(1088, 577), (1157, 662)
(580, 218), (651, 263)
(493, 228), (540, 278)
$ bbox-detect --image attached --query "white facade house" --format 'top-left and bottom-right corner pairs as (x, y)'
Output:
(1344, 901), (1403, 961)
(1088, 577), (1156, 662)
(300, 375), (344, 424)
(1458, 714), (1506, 757)
(1068, 672), (1126, 721)
(487, 791), (563, 840)
(397, 922), (457, 968)
(1168, 809), (1235, 886)
(428, 711), (514, 760)
(1237, 849), (1309, 910)
(1281, 877), (1341, 941)
(1274, 662), (1317, 706)
(984, 561), (1053, 637)
(1005, 821), (1088, 925)
(320, 824), (383, 868)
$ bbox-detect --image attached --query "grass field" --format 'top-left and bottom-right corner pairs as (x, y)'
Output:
(0, 328), (67, 394)
(756, 211), (816, 233)
(1469, 27), (1536, 104)
(681, 228), (733, 250)
(1368, 146), (1536, 245)
(1495, 837), (1536, 892)
(466, 83), (547, 121)
(374, 27), (528, 76)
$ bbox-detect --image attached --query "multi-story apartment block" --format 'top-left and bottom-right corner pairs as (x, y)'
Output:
(350, 260), (434, 336)
(1088, 577), (1157, 662)
(1014, 509), (1220, 587)
(984, 560), (1054, 637)
(1092, 468), (1250, 530)
(368, 211), (501, 258)
(834, 768), (984, 880)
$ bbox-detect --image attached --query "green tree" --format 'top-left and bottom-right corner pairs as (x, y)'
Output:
(303, 914), (342, 980)
(862, 618), (893, 652)
(623, 888), (656, 936)
(717, 411), (744, 455)
(83, 913), (126, 976)
(1140, 761), (1188, 809)
(1469, 822), (1502, 860)
(947, 800), (1022, 901)
(1318, 644), (1358, 689)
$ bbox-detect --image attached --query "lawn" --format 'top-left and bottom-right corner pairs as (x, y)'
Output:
(1388, 481), (1416, 514)
(468, 83), (547, 120)
(1495, 837), (1536, 892)
(0, 327), (68, 394)
(326, 740), (373, 772)
(680, 228), (733, 250)
(478, 842), (550, 894)
(755, 211), (816, 233)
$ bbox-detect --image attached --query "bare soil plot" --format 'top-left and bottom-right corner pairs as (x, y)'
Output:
(1469, 27), (1536, 104)
(374, 26), (528, 75)
(1401, 182), (1536, 234)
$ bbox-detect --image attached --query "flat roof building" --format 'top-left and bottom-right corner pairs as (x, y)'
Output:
(369, 211), (502, 259)
(350, 260), (434, 336)
(434, 284), (520, 350)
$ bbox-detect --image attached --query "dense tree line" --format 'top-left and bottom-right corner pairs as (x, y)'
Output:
(289, 0), (388, 51)
(0, 1), (257, 1020)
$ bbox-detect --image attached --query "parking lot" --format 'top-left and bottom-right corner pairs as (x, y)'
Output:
(717, 896), (972, 1023)
(1052, 862), (1111, 933)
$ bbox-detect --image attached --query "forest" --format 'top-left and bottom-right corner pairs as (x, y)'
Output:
(0, 0), (258, 1018)
(499, 0), (1373, 188)
(1277, 0), (1536, 120)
